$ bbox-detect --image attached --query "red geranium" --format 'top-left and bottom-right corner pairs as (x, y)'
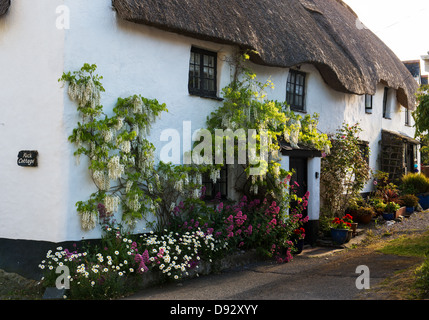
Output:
(331, 217), (351, 230)
(294, 227), (306, 240)
(342, 214), (354, 224)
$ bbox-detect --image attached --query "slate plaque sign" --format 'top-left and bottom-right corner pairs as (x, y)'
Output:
(17, 150), (38, 167)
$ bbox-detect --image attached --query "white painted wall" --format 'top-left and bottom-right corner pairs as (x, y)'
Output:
(0, 0), (67, 242)
(251, 62), (419, 192)
(62, 0), (237, 241)
(0, 0), (419, 243)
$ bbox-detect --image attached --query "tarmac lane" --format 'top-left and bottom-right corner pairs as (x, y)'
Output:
(124, 245), (423, 300)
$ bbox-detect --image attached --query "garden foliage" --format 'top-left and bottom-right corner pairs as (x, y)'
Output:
(43, 60), (329, 299)
(320, 123), (371, 218)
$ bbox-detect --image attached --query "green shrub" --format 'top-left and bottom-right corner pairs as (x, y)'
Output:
(415, 255), (429, 296)
(384, 202), (401, 213)
(400, 173), (429, 195)
(399, 194), (419, 207)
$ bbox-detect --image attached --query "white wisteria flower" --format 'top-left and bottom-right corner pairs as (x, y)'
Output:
(80, 211), (97, 230)
(104, 195), (120, 213)
(107, 155), (124, 180)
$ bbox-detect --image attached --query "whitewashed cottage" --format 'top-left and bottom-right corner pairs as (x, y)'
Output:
(0, 0), (418, 278)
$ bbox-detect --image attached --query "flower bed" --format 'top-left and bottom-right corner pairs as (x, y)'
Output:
(38, 195), (308, 299)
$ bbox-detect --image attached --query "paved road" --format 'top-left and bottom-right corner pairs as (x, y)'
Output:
(124, 245), (422, 301)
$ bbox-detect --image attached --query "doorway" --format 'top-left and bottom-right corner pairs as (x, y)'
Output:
(289, 157), (308, 218)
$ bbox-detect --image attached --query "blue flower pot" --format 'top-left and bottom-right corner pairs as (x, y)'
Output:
(418, 194), (429, 210)
(382, 212), (395, 220)
(330, 228), (349, 245)
(406, 207), (414, 214)
(293, 239), (304, 255)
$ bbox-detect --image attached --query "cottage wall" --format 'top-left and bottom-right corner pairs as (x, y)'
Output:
(0, 0), (419, 246)
(0, 0), (66, 242)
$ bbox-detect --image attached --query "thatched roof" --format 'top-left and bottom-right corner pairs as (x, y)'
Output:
(112, 0), (418, 109)
(0, 0), (10, 16)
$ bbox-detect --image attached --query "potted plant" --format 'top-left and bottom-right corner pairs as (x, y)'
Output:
(330, 217), (351, 245)
(400, 173), (429, 209)
(354, 206), (375, 225)
(342, 213), (357, 237)
(370, 198), (387, 216)
(292, 227), (305, 255)
(383, 202), (401, 220)
(399, 194), (419, 214)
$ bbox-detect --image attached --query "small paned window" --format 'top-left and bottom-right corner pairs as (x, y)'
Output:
(189, 47), (217, 98)
(365, 94), (373, 113)
(382, 88), (389, 118)
(202, 166), (228, 200)
(286, 70), (306, 111)
(405, 108), (411, 126)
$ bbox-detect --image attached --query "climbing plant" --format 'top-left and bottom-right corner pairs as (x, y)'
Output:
(203, 54), (331, 207)
(61, 59), (330, 232)
(320, 123), (371, 218)
(412, 84), (429, 138)
(60, 63), (203, 231)
(412, 85), (429, 164)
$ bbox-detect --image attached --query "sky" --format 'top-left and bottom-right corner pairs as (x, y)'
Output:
(343, 0), (429, 64)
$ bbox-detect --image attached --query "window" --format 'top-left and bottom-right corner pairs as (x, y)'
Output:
(405, 108), (411, 126)
(188, 47), (217, 98)
(202, 166), (228, 200)
(365, 94), (373, 113)
(382, 87), (389, 118)
(286, 70), (306, 111)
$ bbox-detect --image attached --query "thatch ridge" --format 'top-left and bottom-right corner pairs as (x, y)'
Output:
(112, 0), (418, 109)
(0, 0), (10, 16)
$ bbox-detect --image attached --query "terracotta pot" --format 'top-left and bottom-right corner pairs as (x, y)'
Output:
(396, 206), (406, 218)
(357, 214), (372, 224)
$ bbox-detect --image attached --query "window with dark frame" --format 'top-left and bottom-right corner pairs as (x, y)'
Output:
(188, 47), (217, 98)
(365, 94), (373, 113)
(382, 87), (389, 118)
(286, 69), (306, 111)
(405, 108), (411, 126)
(202, 166), (228, 200)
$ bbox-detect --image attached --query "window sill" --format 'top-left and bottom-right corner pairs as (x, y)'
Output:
(383, 117), (391, 120)
(189, 93), (224, 101)
(290, 107), (307, 114)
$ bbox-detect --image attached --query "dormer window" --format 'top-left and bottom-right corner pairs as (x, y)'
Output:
(365, 94), (373, 114)
(286, 69), (306, 112)
(188, 47), (217, 98)
(382, 87), (389, 119)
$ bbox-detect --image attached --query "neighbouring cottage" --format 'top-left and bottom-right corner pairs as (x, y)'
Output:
(0, 0), (419, 278)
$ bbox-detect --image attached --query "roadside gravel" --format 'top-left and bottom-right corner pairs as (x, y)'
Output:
(369, 210), (429, 238)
